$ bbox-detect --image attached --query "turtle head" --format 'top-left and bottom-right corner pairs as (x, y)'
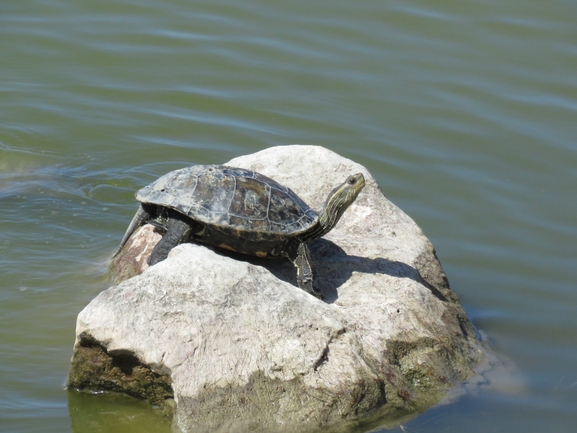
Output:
(327, 172), (365, 210)
(308, 173), (365, 241)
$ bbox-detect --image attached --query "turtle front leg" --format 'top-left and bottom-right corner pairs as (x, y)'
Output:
(148, 212), (193, 266)
(293, 243), (323, 300)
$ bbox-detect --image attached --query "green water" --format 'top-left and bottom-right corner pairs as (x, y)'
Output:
(1, 0), (576, 432)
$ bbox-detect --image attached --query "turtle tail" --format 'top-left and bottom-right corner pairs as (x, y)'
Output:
(111, 204), (151, 259)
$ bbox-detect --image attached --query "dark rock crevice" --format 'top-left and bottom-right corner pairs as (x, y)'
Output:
(67, 332), (174, 410)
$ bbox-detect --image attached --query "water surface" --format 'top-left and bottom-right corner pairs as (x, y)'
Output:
(1, 1), (576, 432)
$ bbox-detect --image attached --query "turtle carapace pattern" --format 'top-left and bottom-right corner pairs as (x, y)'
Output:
(113, 165), (365, 299)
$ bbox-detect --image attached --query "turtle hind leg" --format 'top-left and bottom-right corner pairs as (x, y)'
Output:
(291, 243), (323, 300)
(112, 204), (153, 259)
(148, 210), (193, 266)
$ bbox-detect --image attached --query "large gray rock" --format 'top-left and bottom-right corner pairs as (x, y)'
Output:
(69, 145), (485, 433)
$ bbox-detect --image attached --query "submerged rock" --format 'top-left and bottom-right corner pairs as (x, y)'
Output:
(68, 145), (486, 432)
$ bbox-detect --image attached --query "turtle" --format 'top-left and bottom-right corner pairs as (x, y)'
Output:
(112, 164), (365, 299)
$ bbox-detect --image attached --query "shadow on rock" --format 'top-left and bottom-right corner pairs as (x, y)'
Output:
(209, 238), (448, 304)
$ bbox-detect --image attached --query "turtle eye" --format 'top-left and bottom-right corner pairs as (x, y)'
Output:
(348, 177), (356, 185)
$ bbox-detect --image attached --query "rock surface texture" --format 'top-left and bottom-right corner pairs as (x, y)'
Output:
(69, 145), (485, 433)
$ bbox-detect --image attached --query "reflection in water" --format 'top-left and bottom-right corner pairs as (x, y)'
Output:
(68, 391), (172, 433)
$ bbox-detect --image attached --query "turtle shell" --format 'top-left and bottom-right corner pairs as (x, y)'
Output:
(136, 165), (319, 255)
